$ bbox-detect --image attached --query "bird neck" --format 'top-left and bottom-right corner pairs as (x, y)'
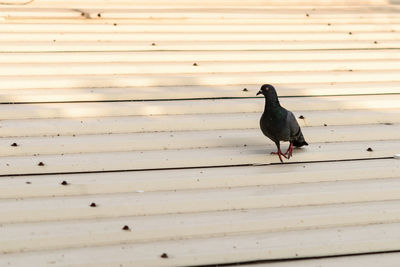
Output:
(264, 97), (281, 113)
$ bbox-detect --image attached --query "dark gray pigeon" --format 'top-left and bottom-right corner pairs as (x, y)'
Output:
(257, 84), (308, 163)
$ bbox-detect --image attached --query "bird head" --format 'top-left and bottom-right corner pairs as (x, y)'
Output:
(256, 84), (280, 105)
(256, 84), (276, 96)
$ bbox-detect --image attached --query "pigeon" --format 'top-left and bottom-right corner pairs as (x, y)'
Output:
(257, 84), (308, 163)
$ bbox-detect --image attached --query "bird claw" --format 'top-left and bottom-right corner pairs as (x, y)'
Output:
(283, 143), (294, 159)
(271, 151), (288, 162)
(271, 143), (294, 163)
(282, 150), (291, 159)
(271, 151), (289, 159)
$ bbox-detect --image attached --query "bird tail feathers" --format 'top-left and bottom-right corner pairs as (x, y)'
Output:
(293, 139), (308, 147)
(292, 128), (308, 147)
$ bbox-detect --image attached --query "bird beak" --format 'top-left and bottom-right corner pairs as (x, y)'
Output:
(256, 90), (262, 96)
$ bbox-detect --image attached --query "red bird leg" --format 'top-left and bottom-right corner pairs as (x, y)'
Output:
(271, 142), (288, 162)
(283, 142), (294, 159)
(271, 150), (288, 160)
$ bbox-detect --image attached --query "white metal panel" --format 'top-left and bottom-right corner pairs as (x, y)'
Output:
(0, 158), (398, 198)
(1, 70), (400, 89)
(0, 140), (398, 175)
(0, 40), (398, 52)
(0, 95), (399, 119)
(0, 109), (399, 137)
(3, 177), (400, 224)
(2, 200), (400, 254)
(3, 60), (400, 76)
(0, 124), (399, 157)
(0, 50), (399, 63)
(1, 0), (400, 266)
(1, 223), (400, 267)
(2, 31), (399, 42)
(3, 23), (400, 33)
(2, 81), (400, 102)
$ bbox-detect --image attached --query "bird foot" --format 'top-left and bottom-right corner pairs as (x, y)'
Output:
(283, 143), (294, 159)
(271, 151), (288, 163)
(270, 151), (289, 159)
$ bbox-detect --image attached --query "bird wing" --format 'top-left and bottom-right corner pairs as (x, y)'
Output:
(286, 110), (301, 139)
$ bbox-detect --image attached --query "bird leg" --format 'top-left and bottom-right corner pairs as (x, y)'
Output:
(283, 142), (294, 159)
(271, 151), (285, 162)
(271, 142), (288, 163)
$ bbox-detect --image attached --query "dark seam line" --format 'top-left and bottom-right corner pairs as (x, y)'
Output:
(0, 156), (394, 177)
(1, 48), (400, 54)
(2, 93), (400, 104)
(188, 249), (400, 267)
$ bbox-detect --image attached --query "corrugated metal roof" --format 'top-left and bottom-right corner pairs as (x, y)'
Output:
(0, 0), (400, 266)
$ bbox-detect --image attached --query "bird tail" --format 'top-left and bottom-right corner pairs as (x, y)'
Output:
(293, 139), (308, 147)
(292, 128), (308, 147)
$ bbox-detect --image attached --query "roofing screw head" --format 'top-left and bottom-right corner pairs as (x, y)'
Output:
(160, 253), (168, 258)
